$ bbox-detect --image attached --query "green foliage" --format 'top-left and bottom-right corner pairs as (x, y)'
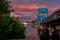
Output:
(0, 0), (10, 15)
(0, 0), (25, 39)
(0, 15), (25, 39)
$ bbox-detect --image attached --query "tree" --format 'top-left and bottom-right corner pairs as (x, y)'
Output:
(0, 0), (25, 39)
(0, 0), (11, 15)
(0, 15), (25, 39)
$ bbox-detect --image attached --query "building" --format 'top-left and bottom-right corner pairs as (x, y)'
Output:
(36, 8), (49, 30)
(36, 8), (48, 24)
(41, 9), (60, 30)
(41, 9), (60, 39)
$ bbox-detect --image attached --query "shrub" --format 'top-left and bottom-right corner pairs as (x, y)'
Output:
(0, 15), (25, 39)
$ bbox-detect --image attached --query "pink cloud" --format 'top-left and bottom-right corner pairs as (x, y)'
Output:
(12, 4), (48, 10)
(11, 4), (60, 19)
(53, 6), (60, 11)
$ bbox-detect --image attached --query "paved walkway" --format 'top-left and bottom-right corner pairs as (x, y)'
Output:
(25, 24), (40, 40)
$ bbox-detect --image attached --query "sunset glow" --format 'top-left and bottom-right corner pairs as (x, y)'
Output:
(10, 0), (60, 22)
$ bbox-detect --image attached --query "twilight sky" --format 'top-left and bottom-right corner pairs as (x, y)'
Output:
(10, 0), (60, 22)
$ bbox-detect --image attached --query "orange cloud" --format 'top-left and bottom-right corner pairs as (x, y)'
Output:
(12, 4), (48, 10)
(19, 5), (47, 9)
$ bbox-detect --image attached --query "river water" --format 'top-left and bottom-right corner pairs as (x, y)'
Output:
(25, 23), (40, 40)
